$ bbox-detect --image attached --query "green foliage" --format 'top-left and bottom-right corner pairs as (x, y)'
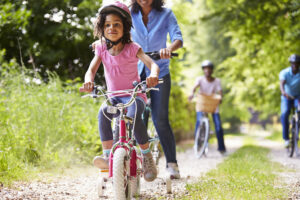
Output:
(206, 0), (300, 117)
(183, 145), (286, 199)
(0, 0), (103, 80)
(169, 49), (195, 139)
(179, 0), (300, 123)
(0, 52), (101, 185)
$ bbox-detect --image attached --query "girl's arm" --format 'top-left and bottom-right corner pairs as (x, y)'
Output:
(136, 48), (160, 87)
(80, 55), (102, 92)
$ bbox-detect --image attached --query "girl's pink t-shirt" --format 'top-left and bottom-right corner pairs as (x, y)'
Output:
(95, 42), (146, 102)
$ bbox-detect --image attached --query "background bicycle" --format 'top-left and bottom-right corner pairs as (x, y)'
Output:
(193, 94), (221, 158)
(287, 97), (300, 157)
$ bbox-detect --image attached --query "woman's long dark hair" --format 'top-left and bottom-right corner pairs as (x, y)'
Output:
(130, 0), (164, 13)
(93, 11), (132, 44)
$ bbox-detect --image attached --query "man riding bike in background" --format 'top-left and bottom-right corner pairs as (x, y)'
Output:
(279, 54), (300, 148)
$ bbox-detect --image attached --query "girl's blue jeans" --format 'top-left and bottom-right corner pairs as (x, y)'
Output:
(98, 96), (149, 145)
(194, 112), (226, 151)
(281, 95), (299, 140)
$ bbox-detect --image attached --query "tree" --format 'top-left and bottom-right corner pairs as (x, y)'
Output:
(0, 0), (104, 81)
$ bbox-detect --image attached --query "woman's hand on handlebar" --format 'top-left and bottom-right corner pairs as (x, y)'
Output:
(159, 48), (172, 59)
(80, 81), (94, 92)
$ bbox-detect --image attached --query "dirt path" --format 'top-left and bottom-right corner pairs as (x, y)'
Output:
(0, 137), (243, 200)
(2, 134), (300, 200)
(257, 137), (300, 200)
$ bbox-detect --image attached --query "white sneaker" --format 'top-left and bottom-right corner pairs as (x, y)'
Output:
(284, 140), (290, 148)
(166, 162), (180, 179)
(93, 156), (109, 169)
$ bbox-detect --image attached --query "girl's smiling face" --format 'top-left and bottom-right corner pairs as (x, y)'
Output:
(104, 14), (124, 42)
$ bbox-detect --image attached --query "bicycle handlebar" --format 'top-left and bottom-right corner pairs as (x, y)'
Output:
(145, 51), (178, 60)
(80, 79), (163, 109)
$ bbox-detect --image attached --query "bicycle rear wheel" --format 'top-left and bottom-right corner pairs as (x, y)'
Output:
(194, 117), (209, 158)
(113, 148), (132, 200)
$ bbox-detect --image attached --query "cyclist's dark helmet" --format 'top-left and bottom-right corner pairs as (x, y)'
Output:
(201, 60), (214, 69)
(289, 54), (300, 63)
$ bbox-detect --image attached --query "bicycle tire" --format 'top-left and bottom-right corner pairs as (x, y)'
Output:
(113, 148), (132, 200)
(293, 117), (299, 156)
(288, 118), (295, 157)
(194, 117), (209, 158)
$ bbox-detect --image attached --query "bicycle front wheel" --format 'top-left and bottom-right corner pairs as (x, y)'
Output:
(113, 148), (132, 200)
(288, 118), (296, 157)
(292, 117), (299, 157)
(194, 117), (209, 158)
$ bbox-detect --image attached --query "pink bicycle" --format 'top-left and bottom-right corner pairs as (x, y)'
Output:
(82, 80), (162, 199)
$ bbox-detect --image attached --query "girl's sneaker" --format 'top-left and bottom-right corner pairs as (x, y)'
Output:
(166, 162), (180, 179)
(93, 156), (109, 169)
(142, 152), (157, 182)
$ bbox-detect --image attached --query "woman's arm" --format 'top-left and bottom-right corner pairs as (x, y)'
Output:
(136, 48), (159, 87)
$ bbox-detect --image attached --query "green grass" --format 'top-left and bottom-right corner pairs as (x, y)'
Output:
(0, 65), (102, 185)
(266, 130), (282, 142)
(181, 145), (286, 200)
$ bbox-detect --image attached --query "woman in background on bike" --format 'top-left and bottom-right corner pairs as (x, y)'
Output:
(81, 1), (160, 182)
(130, 0), (183, 179)
(188, 60), (226, 155)
(279, 54), (300, 148)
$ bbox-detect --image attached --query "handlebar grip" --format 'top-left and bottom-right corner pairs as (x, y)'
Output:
(171, 53), (178, 57)
(158, 79), (164, 84)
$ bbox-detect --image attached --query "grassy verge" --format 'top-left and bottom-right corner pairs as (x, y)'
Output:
(180, 144), (286, 199)
(0, 65), (101, 185)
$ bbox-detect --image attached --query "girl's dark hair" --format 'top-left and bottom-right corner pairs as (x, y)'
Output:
(93, 11), (132, 44)
(130, 0), (164, 13)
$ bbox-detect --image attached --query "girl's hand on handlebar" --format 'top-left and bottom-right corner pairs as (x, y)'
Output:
(159, 48), (172, 59)
(146, 75), (159, 88)
(79, 82), (94, 92)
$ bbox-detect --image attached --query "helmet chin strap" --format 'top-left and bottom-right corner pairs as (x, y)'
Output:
(105, 37), (122, 50)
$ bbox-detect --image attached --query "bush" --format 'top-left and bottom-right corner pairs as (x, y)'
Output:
(0, 50), (101, 185)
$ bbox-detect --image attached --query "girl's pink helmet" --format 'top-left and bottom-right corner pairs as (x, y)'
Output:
(99, 1), (132, 27)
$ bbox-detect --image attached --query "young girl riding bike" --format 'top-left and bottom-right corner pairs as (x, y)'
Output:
(80, 1), (160, 182)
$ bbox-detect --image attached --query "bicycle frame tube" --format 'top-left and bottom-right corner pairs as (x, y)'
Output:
(119, 118), (127, 143)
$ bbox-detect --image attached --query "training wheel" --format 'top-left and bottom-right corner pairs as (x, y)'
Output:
(166, 177), (172, 194)
(97, 176), (107, 197)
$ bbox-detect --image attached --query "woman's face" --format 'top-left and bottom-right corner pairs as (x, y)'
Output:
(136, 0), (153, 9)
(104, 14), (124, 42)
